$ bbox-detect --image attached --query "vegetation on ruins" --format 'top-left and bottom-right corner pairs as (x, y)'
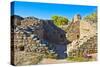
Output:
(83, 12), (97, 23)
(51, 15), (69, 26)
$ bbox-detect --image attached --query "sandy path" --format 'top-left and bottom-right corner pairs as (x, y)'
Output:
(39, 58), (70, 64)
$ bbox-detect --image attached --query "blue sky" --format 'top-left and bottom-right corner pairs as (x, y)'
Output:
(11, 1), (97, 20)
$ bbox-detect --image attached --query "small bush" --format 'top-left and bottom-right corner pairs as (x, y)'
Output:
(66, 56), (92, 62)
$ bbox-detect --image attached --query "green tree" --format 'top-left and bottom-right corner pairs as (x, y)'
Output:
(84, 12), (97, 23)
(51, 15), (69, 26)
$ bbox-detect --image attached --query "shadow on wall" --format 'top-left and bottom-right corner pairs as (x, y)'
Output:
(42, 20), (70, 59)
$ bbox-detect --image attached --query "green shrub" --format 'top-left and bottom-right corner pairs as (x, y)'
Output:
(66, 56), (93, 62)
(51, 15), (69, 26)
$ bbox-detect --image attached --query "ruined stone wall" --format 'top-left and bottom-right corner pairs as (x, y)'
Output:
(11, 15), (68, 60)
(67, 14), (81, 41)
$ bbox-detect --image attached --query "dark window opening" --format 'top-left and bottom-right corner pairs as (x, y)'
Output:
(77, 35), (79, 39)
(60, 34), (64, 38)
(19, 46), (24, 51)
